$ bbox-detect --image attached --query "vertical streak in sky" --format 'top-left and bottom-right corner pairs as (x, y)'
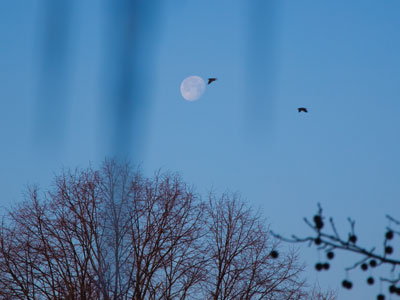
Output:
(35, 0), (74, 146)
(102, 0), (162, 158)
(245, 0), (281, 137)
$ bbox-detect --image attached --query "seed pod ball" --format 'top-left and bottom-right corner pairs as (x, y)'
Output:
(377, 294), (385, 300)
(313, 215), (322, 224)
(385, 246), (393, 255)
(361, 263), (368, 271)
(342, 280), (352, 289)
(367, 277), (374, 285)
(369, 260), (377, 267)
(327, 251), (334, 260)
(315, 263), (323, 271)
(349, 234), (357, 243)
(386, 230), (394, 240)
(270, 250), (279, 259)
(315, 237), (322, 245)
(313, 215), (324, 229)
(389, 285), (396, 294)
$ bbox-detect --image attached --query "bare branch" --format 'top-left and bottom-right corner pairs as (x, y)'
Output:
(274, 204), (400, 299)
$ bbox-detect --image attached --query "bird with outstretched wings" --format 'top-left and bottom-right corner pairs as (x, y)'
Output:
(208, 78), (217, 85)
(298, 107), (308, 113)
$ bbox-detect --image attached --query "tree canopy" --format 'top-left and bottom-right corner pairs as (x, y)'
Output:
(0, 161), (334, 300)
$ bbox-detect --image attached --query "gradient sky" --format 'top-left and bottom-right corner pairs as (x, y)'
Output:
(1, 1), (400, 298)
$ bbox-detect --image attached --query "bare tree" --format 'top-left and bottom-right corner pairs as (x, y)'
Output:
(203, 193), (309, 300)
(117, 166), (205, 300)
(273, 204), (400, 299)
(0, 161), (334, 300)
(0, 169), (102, 300)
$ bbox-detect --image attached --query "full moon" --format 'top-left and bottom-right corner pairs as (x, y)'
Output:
(180, 76), (206, 101)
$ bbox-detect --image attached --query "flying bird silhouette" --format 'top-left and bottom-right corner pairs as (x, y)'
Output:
(208, 78), (217, 85)
(298, 107), (308, 113)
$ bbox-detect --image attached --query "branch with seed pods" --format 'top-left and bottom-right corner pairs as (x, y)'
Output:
(272, 204), (400, 300)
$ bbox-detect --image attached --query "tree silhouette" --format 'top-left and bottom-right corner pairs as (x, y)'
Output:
(0, 161), (335, 299)
(273, 204), (400, 300)
(205, 194), (305, 300)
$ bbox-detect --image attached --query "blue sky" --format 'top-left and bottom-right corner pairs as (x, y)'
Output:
(1, 1), (400, 298)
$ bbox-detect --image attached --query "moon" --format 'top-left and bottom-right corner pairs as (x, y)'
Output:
(180, 76), (206, 101)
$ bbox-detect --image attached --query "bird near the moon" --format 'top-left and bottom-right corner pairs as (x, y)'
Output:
(180, 76), (206, 101)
